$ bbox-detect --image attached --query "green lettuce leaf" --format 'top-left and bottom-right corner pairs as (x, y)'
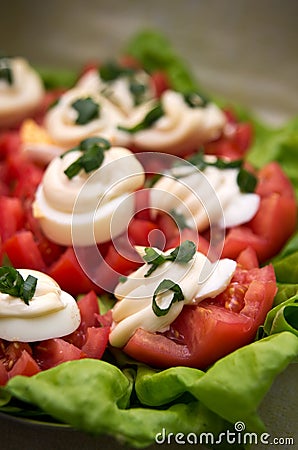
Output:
(35, 66), (77, 90)
(125, 29), (201, 94)
(270, 232), (298, 305)
(263, 296), (298, 337)
(3, 333), (298, 448)
(247, 118), (298, 199)
(3, 359), (227, 448)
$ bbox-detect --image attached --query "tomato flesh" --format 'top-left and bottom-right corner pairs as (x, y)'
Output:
(123, 259), (276, 369)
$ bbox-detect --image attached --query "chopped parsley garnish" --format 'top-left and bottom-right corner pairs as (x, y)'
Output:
(0, 57), (13, 85)
(183, 91), (209, 108)
(99, 61), (149, 106)
(237, 167), (258, 193)
(99, 61), (134, 82)
(71, 97), (100, 125)
(152, 279), (184, 317)
(0, 267), (37, 305)
(61, 137), (111, 179)
(187, 151), (243, 171)
(118, 102), (164, 133)
(129, 79), (147, 106)
(143, 240), (196, 277)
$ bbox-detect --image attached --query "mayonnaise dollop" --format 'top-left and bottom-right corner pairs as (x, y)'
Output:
(45, 87), (130, 148)
(77, 67), (155, 115)
(0, 57), (44, 128)
(33, 144), (145, 246)
(150, 156), (260, 230)
(109, 247), (236, 348)
(0, 269), (80, 342)
(121, 90), (226, 155)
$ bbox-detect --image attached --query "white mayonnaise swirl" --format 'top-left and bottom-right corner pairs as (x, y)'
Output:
(109, 247), (236, 348)
(0, 57), (44, 128)
(0, 269), (80, 342)
(150, 157), (260, 230)
(33, 145), (145, 246)
(44, 87), (130, 147)
(122, 90), (226, 155)
(77, 68), (155, 115)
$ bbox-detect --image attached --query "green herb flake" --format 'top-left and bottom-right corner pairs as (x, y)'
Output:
(152, 279), (184, 316)
(118, 275), (128, 284)
(143, 240), (196, 277)
(118, 102), (164, 134)
(129, 80), (147, 106)
(0, 267), (37, 305)
(62, 137), (111, 179)
(20, 275), (38, 306)
(99, 61), (134, 82)
(71, 97), (100, 125)
(183, 92), (209, 108)
(237, 167), (258, 193)
(0, 57), (13, 86)
(187, 151), (243, 172)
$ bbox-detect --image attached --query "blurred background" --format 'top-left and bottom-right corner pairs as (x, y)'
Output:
(1, 0), (298, 125)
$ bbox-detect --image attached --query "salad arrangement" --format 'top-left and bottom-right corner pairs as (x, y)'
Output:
(0, 30), (298, 448)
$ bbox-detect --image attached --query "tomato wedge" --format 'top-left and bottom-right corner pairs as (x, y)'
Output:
(123, 252), (277, 369)
(222, 162), (297, 262)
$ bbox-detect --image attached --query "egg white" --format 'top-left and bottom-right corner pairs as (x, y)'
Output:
(0, 291), (81, 342)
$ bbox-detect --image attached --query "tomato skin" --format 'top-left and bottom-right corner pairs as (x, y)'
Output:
(256, 161), (295, 198)
(123, 263), (276, 369)
(223, 162), (297, 262)
(34, 338), (86, 371)
(0, 131), (20, 159)
(236, 246), (259, 270)
(166, 228), (210, 257)
(1, 341), (33, 370)
(8, 350), (40, 378)
(128, 218), (159, 247)
(48, 247), (101, 296)
(0, 361), (8, 386)
(2, 230), (46, 271)
(81, 327), (110, 359)
(204, 119), (253, 160)
(0, 196), (24, 242)
(77, 291), (99, 328)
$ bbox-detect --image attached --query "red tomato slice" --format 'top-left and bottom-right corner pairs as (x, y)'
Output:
(222, 162), (297, 262)
(8, 350), (40, 379)
(166, 228), (210, 257)
(0, 131), (20, 158)
(204, 120), (253, 160)
(128, 218), (160, 247)
(48, 247), (101, 296)
(34, 338), (86, 370)
(0, 361), (8, 386)
(123, 263), (276, 369)
(236, 246), (259, 270)
(81, 327), (110, 359)
(64, 291), (99, 347)
(2, 230), (46, 271)
(1, 341), (33, 371)
(0, 196), (24, 242)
